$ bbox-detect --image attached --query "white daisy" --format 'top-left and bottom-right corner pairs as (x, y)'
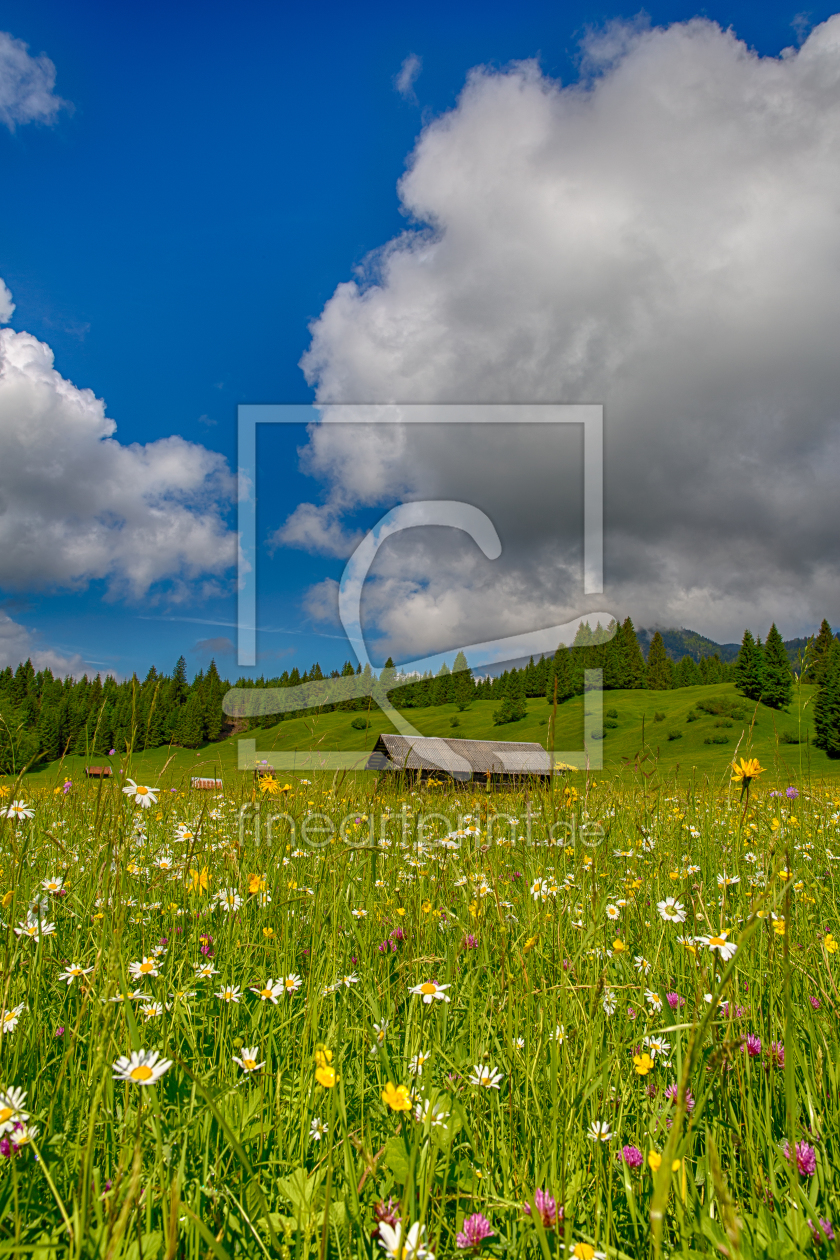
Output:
(310, 1116), (328, 1142)
(3, 801), (33, 821)
(112, 1049), (172, 1086)
(232, 1046), (265, 1073)
(657, 897), (687, 923)
(58, 963), (93, 986)
(122, 780), (160, 809)
(408, 981), (451, 1004)
(0, 1086), (28, 1134)
(215, 986), (241, 1003)
(467, 1064), (503, 1089)
(250, 978), (283, 1003)
(408, 1050), (431, 1077)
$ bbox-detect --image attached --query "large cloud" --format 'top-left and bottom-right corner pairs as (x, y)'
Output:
(0, 320), (237, 599)
(0, 30), (67, 130)
(0, 610), (92, 677)
(290, 15), (840, 659)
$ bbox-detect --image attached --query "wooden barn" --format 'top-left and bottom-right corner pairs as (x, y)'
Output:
(366, 733), (574, 786)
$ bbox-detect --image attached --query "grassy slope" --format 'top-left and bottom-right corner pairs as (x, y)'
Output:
(14, 681), (836, 790)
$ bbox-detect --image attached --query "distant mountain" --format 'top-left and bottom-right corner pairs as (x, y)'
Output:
(636, 627), (740, 663)
(638, 627), (814, 667)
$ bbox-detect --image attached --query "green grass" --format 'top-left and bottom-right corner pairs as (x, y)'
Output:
(0, 754), (838, 1256)
(15, 681), (834, 793)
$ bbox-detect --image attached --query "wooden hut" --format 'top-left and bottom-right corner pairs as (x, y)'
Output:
(366, 734), (574, 786)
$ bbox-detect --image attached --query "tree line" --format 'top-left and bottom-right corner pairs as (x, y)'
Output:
(3, 614), (839, 771)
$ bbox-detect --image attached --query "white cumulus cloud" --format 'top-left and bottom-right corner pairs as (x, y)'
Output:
(395, 53), (422, 102)
(0, 305), (237, 599)
(0, 279), (14, 324)
(0, 610), (93, 677)
(0, 30), (68, 130)
(291, 15), (840, 657)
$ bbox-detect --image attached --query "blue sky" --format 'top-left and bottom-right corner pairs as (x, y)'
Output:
(0, 0), (838, 682)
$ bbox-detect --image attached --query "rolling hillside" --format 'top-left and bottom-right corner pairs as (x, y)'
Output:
(15, 681), (837, 791)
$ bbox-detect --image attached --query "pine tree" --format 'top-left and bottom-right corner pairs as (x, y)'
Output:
(493, 667), (527, 724)
(734, 630), (763, 701)
(452, 651), (474, 711)
(805, 619), (835, 686)
(37, 706), (60, 762)
(546, 645), (572, 703)
(760, 623), (793, 710)
(814, 639), (840, 754)
(645, 632), (673, 690)
(432, 662), (452, 706)
(175, 691), (205, 748)
(674, 655), (702, 687)
(619, 617), (646, 688)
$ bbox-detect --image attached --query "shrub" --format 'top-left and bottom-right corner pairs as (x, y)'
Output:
(696, 698), (745, 719)
(653, 711), (666, 722)
(449, 715), (461, 728)
(589, 730), (605, 740)
(779, 730), (800, 744)
(686, 711), (701, 723)
(604, 719), (619, 729)
(350, 716), (368, 730)
(606, 707), (619, 719)
(704, 734), (729, 745)
(714, 719), (733, 729)
(493, 696), (527, 725)
(667, 730), (683, 741)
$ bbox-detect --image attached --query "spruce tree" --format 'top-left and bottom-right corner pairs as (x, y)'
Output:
(432, 662), (452, 706)
(760, 623), (793, 710)
(805, 619), (835, 686)
(734, 630), (763, 701)
(546, 645), (572, 703)
(674, 655), (701, 687)
(645, 632), (673, 690)
(814, 639), (840, 754)
(620, 617), (646, 688)
(452, 651), (474, 711)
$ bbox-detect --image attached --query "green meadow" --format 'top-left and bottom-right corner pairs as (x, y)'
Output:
(15, 682), (835, 793)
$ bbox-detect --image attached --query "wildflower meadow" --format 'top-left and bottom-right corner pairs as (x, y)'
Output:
(0, 755), (838, 1259)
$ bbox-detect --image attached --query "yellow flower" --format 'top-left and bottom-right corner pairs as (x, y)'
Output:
(771, 818), (781, 830)
(186, 867), (209, 893)
(773, 920), (786, 936)
(248, 873), (266, 894)
(824, 933), (838, 954)
(671, 1159), (682, 1172)
(778, 869), (791, 881)
(263, 926), (275, 938)
(315, 1066), (336, 1088)
(569, 1246), (595, 1260)
(314, 1047), (333, 1069)
(648, 1151), (662, 1172)
(633, 1053), (654, 1076)
(522, 935), (538, 954)
(259, 776), (281, 795)
(1, 891), (12, 909)
(395, 908), (406, 917)
(421, 900), (432, 914)
(731, 758), (764, 784)
(612, 939), (627, 954)
(381, 1081), (412, 1112)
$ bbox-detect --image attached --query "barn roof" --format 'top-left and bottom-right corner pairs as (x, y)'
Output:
(367, 733), (571, 777)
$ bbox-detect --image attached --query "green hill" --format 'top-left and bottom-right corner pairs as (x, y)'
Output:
(15, 681), (837, 792)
